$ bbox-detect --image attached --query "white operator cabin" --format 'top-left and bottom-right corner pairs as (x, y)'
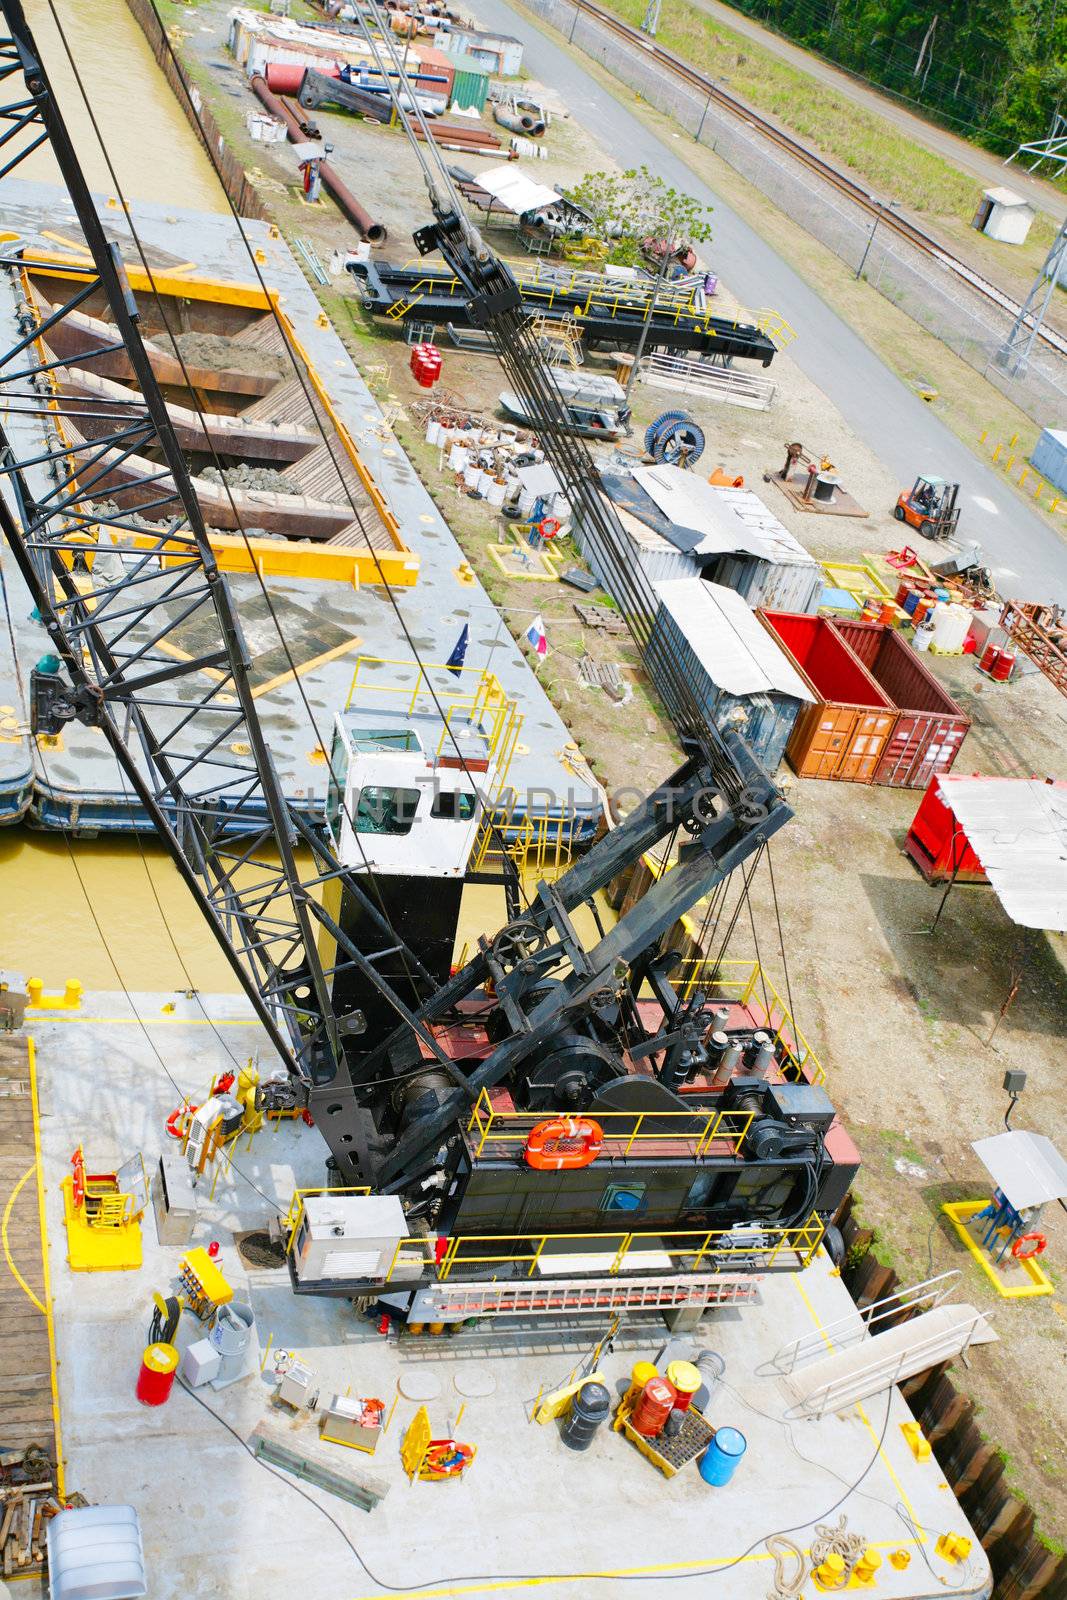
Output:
(325, 707), (496, 878)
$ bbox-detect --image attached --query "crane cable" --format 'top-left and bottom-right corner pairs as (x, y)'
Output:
(29, 0), (524, 1050)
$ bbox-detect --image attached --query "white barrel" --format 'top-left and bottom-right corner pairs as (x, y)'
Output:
(486, 476), (507, 507)
(477, 470), (493, 495)
(464, 463), (481, 488)
(426, 420), (442, 446)
(449, 446), (469, 472)
(518, 489), (536, 516)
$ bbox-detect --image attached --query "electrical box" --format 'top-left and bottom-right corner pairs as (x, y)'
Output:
(292, 1194), (411, 1287)
(180, 1338), (221, 1389)
(764, 1082), (836, 1134)
(152, 1153), (198, 1246)
(277, 1357), (317, 1411)
(319, 1394), (384, 1452)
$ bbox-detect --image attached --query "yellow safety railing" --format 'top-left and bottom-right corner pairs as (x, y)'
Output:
(465, 1087), (755, 1160)
(283, 1185), (370, 1255)
(669, 955), (825, 1087)
(469, 791), (578, 880)
(344, 655), (522, 804)
(437, 1214), (825, 1281)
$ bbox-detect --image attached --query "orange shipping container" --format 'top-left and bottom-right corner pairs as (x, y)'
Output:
(758, 612), (896, 783)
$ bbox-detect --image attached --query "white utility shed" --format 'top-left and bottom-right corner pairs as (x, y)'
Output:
(971, 187), (1035, 244)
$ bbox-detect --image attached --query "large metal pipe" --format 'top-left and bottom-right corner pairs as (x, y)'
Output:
(250, 74), (387, 244)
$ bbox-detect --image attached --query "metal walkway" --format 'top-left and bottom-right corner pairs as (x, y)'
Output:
(416, 1272), (760, 1319)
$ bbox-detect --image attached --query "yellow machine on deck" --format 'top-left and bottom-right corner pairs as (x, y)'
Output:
(60, 1145), (147, 1272)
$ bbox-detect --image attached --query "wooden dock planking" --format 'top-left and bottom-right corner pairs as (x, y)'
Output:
(0, 1039), (58, 1466)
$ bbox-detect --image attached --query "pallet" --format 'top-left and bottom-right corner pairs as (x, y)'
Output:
(768, 470), (869, 518)
(573, 602), (627, 633)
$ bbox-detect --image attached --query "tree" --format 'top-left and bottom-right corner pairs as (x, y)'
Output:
(564, 166), (713, 267)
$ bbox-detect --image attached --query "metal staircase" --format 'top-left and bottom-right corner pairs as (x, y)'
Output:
(415, 1273), (761, 1320)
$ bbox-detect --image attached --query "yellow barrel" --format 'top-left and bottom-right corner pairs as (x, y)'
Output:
(631, 1360), (658, 1390)
(666, 1360), (701, 1412)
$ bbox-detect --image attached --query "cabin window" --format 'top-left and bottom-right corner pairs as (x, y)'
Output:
(431, 791), (477, 821)
(354, 785), (421, 835)
(599, 1180), (647, 1216)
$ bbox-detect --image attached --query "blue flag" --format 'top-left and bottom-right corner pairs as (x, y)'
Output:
(446, 623), (469, 675)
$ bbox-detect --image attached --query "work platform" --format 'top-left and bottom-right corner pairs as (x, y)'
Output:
(0, 179), (598, 836)
(29, 997), (993, 1600)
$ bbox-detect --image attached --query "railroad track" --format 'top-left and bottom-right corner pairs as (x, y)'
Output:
(565, 0), (1067, 361)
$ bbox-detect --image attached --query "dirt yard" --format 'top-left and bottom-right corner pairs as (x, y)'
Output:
(173, 7), (1066, 1535)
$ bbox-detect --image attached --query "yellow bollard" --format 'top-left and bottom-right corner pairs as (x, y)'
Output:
(26, 977), (82, 1010)
(978, 428), (988, 445)
(852, 1547), (882, 1586)
(901, 1421), (931, 1460)
(935, 1533), (972, 1564)
(889, 1550), (911, 1570)
(814, 1552), (846, 1589)
(1009, 432), (1019, 446)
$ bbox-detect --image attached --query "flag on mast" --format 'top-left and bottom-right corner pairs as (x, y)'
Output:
(446, 623), (469, 675)
(526, 614), (548, 657)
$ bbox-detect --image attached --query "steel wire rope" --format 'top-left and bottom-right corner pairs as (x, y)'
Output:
(766, 839), (800, 1066)
(174, 1355), (897, 1592)
(128, 0), (533, 916)
(35, 0), (461, 1005)
(34, 0), (522, 1062)
(355, 0), (751, 798)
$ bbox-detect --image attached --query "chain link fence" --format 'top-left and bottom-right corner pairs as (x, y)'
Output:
(527, 0), (1067, 427)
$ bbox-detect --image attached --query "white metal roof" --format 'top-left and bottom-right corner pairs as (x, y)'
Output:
(935, 775), (1067, 932)
(472, 164), (565, 215)
(633, 465), (816, 566)
(982, 186), (1033, 209)
(971, 1131), (1067, 1210)
(653, 578), (813, 701)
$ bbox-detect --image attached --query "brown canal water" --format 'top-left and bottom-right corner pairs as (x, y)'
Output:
(21, 0), (226, 212)
(4, 0), (233, 992)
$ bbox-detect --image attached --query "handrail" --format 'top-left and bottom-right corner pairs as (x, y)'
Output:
(784, 1305), (994, 1420)
(465, 1088), (755, 1159)
(438, 1214), (824, 1281)
(769, 1269), (963, 1374)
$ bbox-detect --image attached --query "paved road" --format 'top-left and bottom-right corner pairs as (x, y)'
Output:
(477, 0), (1067, 604)
(685, 0), (1067, 225)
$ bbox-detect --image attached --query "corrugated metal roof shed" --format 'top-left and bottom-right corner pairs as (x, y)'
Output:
(934, 775), (1067, 932)
(653, 579), (813, 701)
(633, 465), (815, 566)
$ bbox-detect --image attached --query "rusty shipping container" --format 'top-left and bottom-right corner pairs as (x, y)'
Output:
(759, 612), (895, 782)
(833, 620), (971, 788)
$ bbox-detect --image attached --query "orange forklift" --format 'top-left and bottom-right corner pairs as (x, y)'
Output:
(894, 474), (961, 540)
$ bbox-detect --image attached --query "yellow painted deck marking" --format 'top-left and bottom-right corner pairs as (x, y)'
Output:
(30, 1038), (66, 1498)
(3, 1165), (47, 1313)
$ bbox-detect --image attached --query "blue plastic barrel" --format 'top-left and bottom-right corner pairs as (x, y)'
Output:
(699, 1427), (747, 1486)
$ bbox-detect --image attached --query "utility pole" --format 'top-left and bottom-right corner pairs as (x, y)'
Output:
(995, 213), (1067, 375)
(855, 200), (899, 280)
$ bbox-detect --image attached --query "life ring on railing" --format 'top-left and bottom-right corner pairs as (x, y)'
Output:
(166, 1102), (197, 1140)
(524, 1115), (603, 1171)
(1011, 1232), (1047, 1260)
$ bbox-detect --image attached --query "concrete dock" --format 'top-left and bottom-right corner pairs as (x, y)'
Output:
(27, 997), (993, 1600)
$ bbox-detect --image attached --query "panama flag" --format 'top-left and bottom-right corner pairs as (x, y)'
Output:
(526, 614), (548, 657)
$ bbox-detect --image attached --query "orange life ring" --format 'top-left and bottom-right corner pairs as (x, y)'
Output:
(524, 1115), (603, 1171)
(538, 516), (561, 540)
(423, 1439), (474, 1478)
(166, 1102), (197, 1139)
(70, 1147), (85, 1210)
(1011, 1232), (1047, 1260)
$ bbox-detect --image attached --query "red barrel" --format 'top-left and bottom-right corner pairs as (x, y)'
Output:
(979, 642), (1001, 676)
(666, 1360), (701, 1412)
(992, 648), (1015, 681)
(631, 1376), (676, 1438)
(136, 1342), (179, 1406)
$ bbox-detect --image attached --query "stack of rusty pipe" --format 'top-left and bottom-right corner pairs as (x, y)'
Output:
(250, 74), (387, 244)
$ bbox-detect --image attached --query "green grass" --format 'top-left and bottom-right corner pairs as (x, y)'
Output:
(601, 0), (990, 219)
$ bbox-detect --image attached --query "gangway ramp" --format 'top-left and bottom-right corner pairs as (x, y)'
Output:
(781, 1302), (997, 1418)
